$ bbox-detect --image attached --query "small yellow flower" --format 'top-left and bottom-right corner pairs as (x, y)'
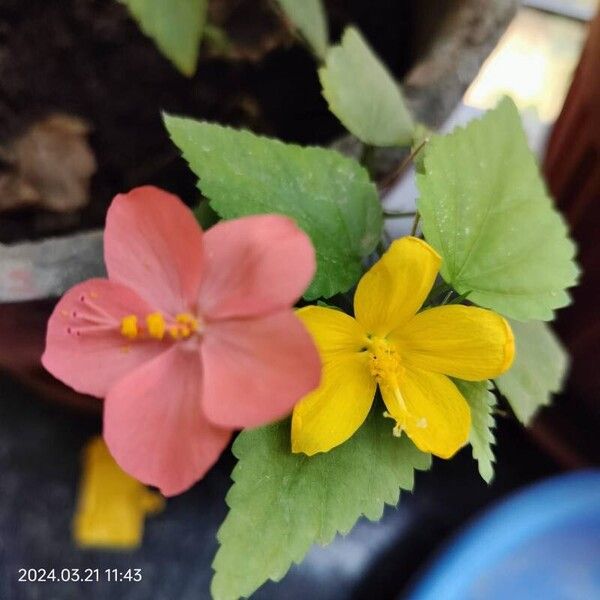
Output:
(292, 236), (515, 459)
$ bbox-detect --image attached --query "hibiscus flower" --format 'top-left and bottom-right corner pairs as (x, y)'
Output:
(43, 186), (321, 495)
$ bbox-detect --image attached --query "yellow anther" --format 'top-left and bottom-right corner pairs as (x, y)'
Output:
(175, 313), (199, 332)
(368, 337), (401, 382)
(169, 325), (192, 340)
(146, 312), (166, 340)
(120, 315), (138, 339)
(168, 325), (182, 340)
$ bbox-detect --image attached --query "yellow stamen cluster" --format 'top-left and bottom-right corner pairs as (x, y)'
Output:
(146, 312), (166, 339)
(119, 312), (200, 341)
(368, 337), (417, 434)
(171, 313), (200, 339)
(120, 315), (138, 340)
(368, 337), (401, 383)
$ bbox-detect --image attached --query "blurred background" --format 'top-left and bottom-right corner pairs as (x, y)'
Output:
(0, 0), (598, 598)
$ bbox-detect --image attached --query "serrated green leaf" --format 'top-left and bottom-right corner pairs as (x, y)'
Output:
(319, 27), (414, 147)
(212, 410), (431, 600)
(456, 380), (496, 484)
(120, 0), (207, 76)
(164, 116), (382, 299)
(416, 97), (578, 321)
(496, 320), (569, 424)
(276, 0), (328, 60)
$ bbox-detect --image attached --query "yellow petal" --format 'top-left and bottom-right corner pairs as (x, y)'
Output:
(394, 305), (515, 380)
(73, 437), (164, 549)
(292, 354), (376, 455)
(297, 305), (368, 361)
(380, 368), (471, 459)
(354, 236), (441, 336)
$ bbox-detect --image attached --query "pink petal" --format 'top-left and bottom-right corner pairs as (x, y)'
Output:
(201, 310), (321, 428)
(103, 345), (231, 496)
(198, 215), (315, 320)
(42, 279), (168, 398)
(104, 186), (203, 315)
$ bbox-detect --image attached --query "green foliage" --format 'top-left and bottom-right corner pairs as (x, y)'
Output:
(416, 97), (578, 321)
(119, 0), (207, 76)
(164, 116), (382, 299)
(195, 199), (220, 229)
(212, 411), (431, 600)
(456, 380), (496, 483)
(319, 27), (414, 147)
(496, 320), (569, 424)
(276, 0), (329, 60)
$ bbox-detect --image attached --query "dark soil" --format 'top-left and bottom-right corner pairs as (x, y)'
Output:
(0, 0), (429, 243)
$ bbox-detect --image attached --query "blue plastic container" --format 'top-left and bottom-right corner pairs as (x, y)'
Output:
(408, 470), (600, 600)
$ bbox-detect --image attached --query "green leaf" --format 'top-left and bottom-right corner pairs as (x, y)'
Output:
(456, 380), (496, 484)
(319, 27), (414, 147)
(212, 410), (431, 600)
(120, 0), (207, 76)
(164, 116), (382, 299)
(315, 300), (343, 311)
(276, 0), (329, 60)
(496, 320), (569, 424)
(416, 97), (578, 321)
(195, 199), (220, 229)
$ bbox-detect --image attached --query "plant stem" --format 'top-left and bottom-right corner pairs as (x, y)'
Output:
(441, 290), (454, 305)
(383, 210), (417, 219)
(429, 281), (450, 296)
(378, 137), (429, 192)
(422, 280), (450, 308)
(410, 212), (421, 236)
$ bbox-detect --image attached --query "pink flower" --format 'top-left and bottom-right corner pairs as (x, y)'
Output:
(42, 186), (321, 495)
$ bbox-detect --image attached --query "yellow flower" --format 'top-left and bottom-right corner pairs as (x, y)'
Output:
(292, 236), (514, 459)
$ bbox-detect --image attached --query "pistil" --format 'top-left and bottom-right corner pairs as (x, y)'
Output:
(368, 336), (427, 434)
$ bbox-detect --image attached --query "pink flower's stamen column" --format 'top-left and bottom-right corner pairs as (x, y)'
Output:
(119, 311), (201, 341)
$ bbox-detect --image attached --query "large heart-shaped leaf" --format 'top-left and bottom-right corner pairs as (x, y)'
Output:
(212, 411), (430, 600)
(164, 116), (382, 299)
(417, 97), (578, 321)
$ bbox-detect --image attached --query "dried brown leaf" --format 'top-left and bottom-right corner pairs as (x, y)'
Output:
(0, 114), (96, 214)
